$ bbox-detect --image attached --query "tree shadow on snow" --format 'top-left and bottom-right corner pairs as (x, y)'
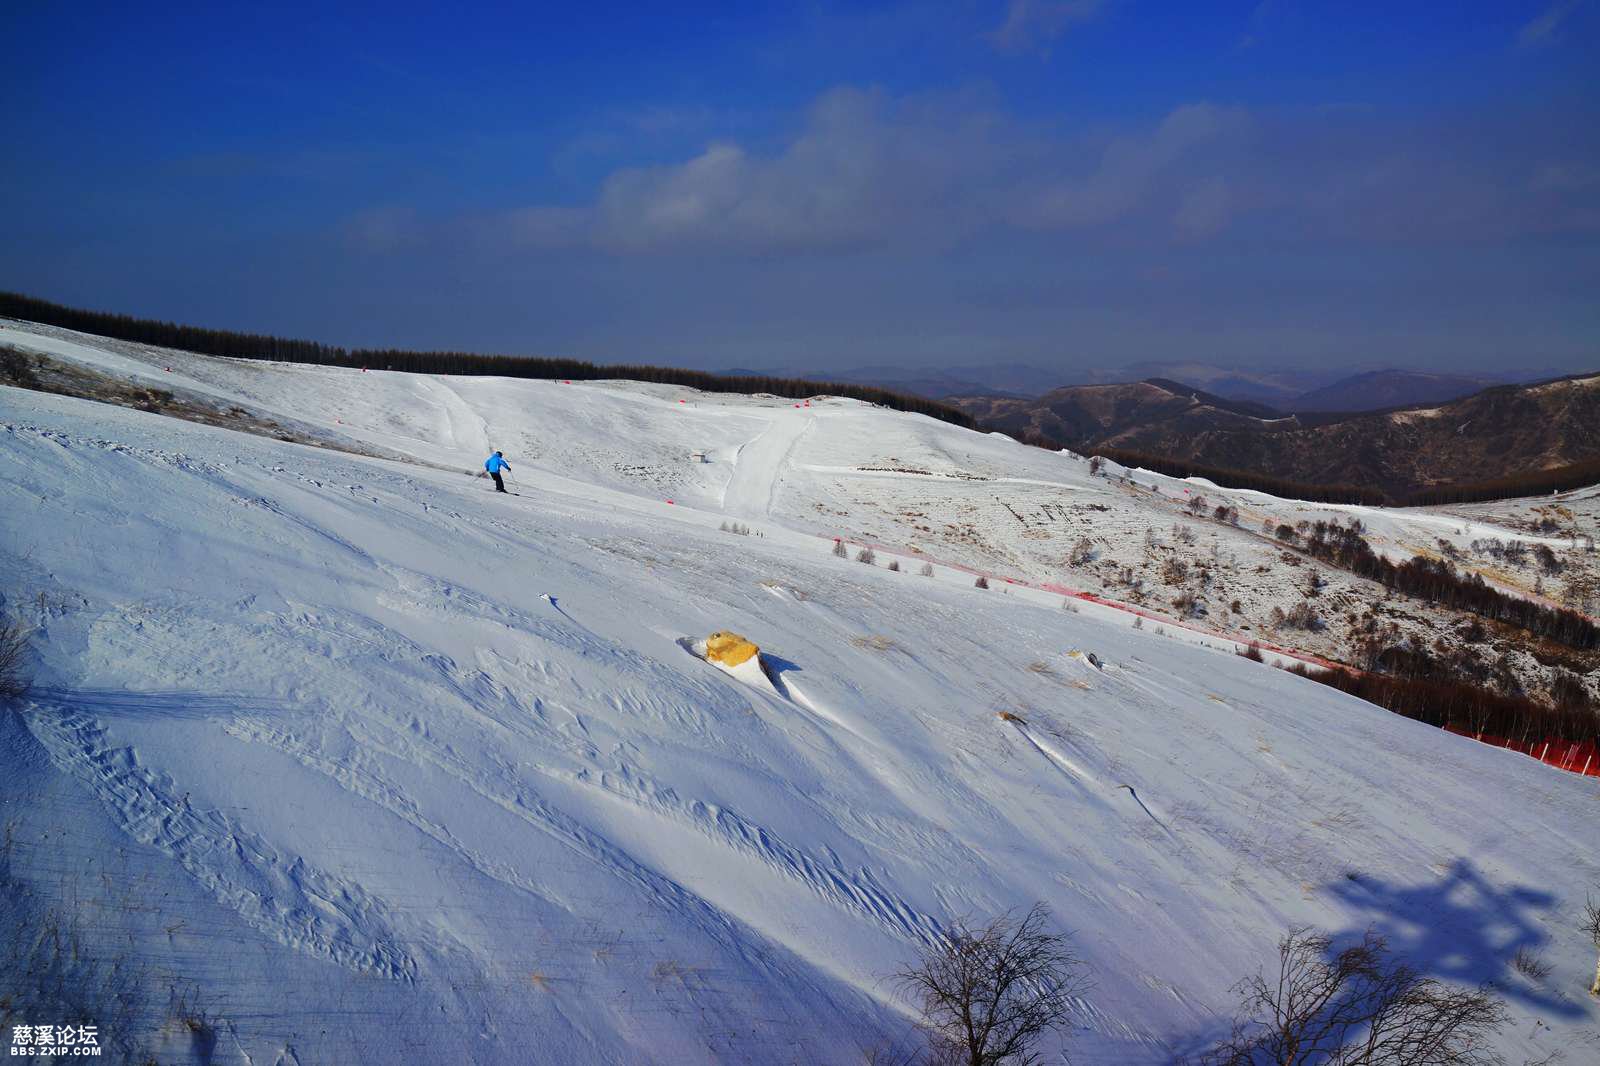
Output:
(1159, 1024), (1238, 1066)
(1157, 859), (1578, 1062)
(1324, 858), (1578, 1018)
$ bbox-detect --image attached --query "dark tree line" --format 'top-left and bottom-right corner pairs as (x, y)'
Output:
(1301, 521), (1598, 650)
(1013, 432), (1390, 506)
(1088, 445), (1389, 505)
(0, 290), (976, 429)
(1404, 458), (1600, 506)
(1289, 664), (1598, 746)
(1, 290), (341, 362)
(1017, 432), (1599, 509)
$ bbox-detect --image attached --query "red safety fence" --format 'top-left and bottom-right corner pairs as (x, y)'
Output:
(1443, 726), (1600, 777)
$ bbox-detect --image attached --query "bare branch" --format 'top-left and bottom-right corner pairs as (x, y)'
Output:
(1582, 895), (1600, 950)
(0, 613), (31, 699)
(1202, 927), (1508, 1065)
(894, 904), (1088, 1066)
(1584, 894), (1600, 997)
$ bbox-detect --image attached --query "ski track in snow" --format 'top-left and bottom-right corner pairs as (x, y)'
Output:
(722, 412), (811, 518)
(266, 559), (952, 969)
(417, 375), (492, 457)
(386, 620), (952, 949)
(26, 708), (421, 981)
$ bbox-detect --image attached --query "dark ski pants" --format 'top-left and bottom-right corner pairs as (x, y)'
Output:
(491, 471), (506, 493)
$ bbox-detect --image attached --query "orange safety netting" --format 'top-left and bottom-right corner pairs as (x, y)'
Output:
(1443, 726), (1599, 777)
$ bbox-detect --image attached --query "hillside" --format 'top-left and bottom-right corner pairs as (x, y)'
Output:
(4, 316), (1597, 707)
(723, 363), (1077, 401)
(953, 379), (1285, 448)
(1289, 369), (1505, 413)
(1, 319), (1597, 1064)
(1116, 361), (1332, 407)
(954, 374), (1600, 497)
(1140, 366), (1516, 414)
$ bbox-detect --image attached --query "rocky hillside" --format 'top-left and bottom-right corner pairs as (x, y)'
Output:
(954, 378), (1280, 443)
(954, 374), (1600, 497)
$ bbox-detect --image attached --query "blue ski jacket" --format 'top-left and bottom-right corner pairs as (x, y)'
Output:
(485, 453), (510, 474)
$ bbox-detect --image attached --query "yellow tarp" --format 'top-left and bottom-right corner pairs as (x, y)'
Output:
(706, 631), (760, 668)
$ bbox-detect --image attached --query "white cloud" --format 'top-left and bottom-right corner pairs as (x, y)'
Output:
(348, 85), (1600, 259)
(496, 88), (1011, 253)
(552, 92), (1245, 252)
(1517, 0), (1583, 49)
(585, 90), (933, 251)
(1010, 103), (1247, 230)
(341, 206), (424, 252)
(984, 0), (1104, 56)
(1173, 177), (1233, 239)
(501, 205), (590, 248)
(1530, 162), (1600, 191)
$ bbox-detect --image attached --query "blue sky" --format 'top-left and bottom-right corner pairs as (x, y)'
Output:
(3, 1), (1597, 376)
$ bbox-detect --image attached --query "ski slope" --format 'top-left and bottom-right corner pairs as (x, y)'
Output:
(7, 319), (1591, 614)
(2, 325), (1598, 1064)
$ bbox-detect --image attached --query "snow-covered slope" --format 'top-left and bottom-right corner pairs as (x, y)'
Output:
(6, 320), (1592, 606)
(2, 327), (1598, 1064)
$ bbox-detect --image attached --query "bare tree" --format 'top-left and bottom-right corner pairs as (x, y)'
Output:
(1202, 928), (1507, 1066)
(1275, 600), (1322, 631)
(895, 904), (1086, 1066)
(1068, 538), (1095, 567)
(0, 614), (29, 700)
(1583, 895), (1600, 997)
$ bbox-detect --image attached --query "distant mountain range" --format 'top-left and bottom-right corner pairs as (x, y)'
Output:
(1288, 370), (1511, 413)
(1110, 362), (1333, 407)
(949, 372), (1600, 496)
(721, 362), (1064, 399)
(724, 361), (1534, 414)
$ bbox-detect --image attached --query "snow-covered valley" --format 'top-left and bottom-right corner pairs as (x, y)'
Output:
(2, 322), (1598, 1064)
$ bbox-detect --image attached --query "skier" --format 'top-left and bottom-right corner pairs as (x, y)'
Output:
(484, 450), (511, 493)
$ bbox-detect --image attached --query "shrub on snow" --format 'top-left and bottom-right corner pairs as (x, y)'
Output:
(0, 613), (29, 699)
